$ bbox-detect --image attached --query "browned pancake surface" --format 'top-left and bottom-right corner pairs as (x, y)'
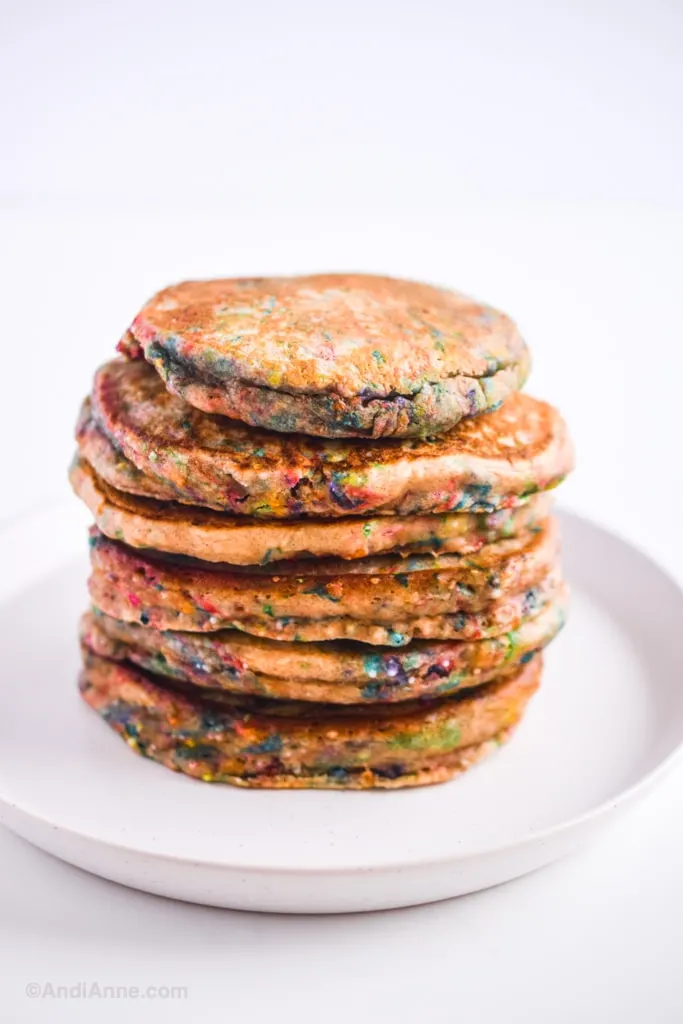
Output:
(79, 648), (541, 787)
(119, 274), (530, 437)
(70, 455), (554, 565)
(83, 358), (571, 517)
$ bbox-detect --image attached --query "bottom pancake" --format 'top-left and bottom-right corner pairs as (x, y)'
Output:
(79, 648), (542, 789)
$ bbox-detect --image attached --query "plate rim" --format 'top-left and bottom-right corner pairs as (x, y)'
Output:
(1, 502), (683, 877)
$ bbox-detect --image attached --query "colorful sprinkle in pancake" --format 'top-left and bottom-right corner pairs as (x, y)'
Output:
(82, 591), (565, 703)
(79, 647), (542, 788)
(118, 274), (530, 438)
(69, 272), (573, 791)
(82, 358), (571, 518)
(87, 520), (561, 644)
(70, 454), (554, 565)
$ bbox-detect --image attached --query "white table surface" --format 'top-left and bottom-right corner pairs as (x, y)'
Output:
(1, 777), (683, 1024)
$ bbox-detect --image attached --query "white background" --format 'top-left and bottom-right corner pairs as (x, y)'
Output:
(1, 1), (683, 1021)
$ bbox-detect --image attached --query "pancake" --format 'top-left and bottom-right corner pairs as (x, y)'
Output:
(90, 569), (559, 645)
(87, 520), (560, 644)
(70, 455), (553, 565)
(117, 274), (530, 439)
(82, 359), (572, 518)
(82, 591), (566, 703)
(79, 648), (542, 788)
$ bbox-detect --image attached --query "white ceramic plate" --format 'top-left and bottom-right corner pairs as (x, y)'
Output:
(1, 505), (682, 914)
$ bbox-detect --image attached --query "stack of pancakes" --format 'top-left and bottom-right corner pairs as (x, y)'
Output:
(71, 275), (573, 789)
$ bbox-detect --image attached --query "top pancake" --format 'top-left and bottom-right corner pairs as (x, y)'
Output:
(118, 274), (530, 438)
(85, 358), (571, 519)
